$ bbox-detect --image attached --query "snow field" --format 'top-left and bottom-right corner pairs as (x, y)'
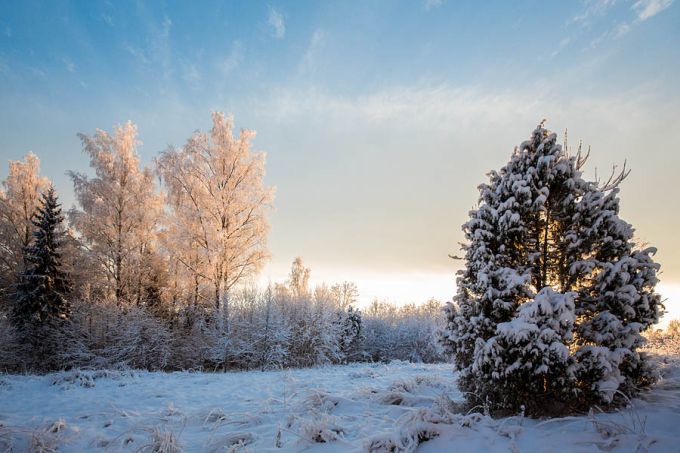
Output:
(0, 362), (457, 452)
(1, 356), (679, 452)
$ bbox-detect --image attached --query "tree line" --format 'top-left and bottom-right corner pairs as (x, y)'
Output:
(0, 113), (445, 372)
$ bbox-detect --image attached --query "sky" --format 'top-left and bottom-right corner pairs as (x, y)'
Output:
(1, 0), (679, 321)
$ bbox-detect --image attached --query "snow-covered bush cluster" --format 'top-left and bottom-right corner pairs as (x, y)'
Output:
(0, 256), (445, 372)
(643, 321), (680, 357)
(441, 122), (663, 415)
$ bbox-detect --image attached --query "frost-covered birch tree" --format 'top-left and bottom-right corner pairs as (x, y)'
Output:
(0, 153), (50, 299)
(69, 122), (163, 305)
(157, 112), (273, 312)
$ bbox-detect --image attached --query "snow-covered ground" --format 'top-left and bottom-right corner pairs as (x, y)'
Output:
(1, 356), (679, 452)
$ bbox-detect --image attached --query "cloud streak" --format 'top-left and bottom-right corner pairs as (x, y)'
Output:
(62, 58), (75, 73)
(424, 0), (444, 11)
(221, 40), (244, 76)
(570, 0), (617, 26)
(299, 30), (325, 75)
(574, 0), (675, 44)
(634, 0), (674, 20)
(268, 7), (285, 39)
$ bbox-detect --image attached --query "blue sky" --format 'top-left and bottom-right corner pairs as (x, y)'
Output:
(1, 0), (679, 314)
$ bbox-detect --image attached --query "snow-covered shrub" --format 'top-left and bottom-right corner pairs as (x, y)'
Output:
(442, 122), (663, 415)
(50, 369), (136, 389)
(165, 305), (213, 370)
(83, 303), (171, 370)
(0, 314), (90, 372)
(113, 307), (172, 370)
(0, 315), (29, 372)
(364, 299), (445, 364)
(642, 324), (680, 356)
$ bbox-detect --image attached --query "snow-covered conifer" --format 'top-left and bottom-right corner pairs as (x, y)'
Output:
(12, 187), (71, 326)
(443, 122), (662, 415)
(338, 306), (363, 363)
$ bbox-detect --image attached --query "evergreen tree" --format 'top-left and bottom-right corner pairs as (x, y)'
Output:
(441, 122), (662, 415)
(12, 187), (72, 327)
(338, 306), (364, 363)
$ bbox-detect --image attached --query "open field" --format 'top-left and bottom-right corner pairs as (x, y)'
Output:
(1, 352), (679, 452)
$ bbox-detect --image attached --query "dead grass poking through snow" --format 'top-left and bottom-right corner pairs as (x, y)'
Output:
(138, 426), (183, 453)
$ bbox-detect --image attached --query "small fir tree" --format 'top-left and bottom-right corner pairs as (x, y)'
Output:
(338, 306), (364, 363)
(12, 187), (72, 327)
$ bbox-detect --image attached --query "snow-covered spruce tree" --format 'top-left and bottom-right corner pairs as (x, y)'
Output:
(337, 306), (364, 363)
(441, 122), (662, 415)
(12, 187), (71, 326)
(11, 187), (73, 370)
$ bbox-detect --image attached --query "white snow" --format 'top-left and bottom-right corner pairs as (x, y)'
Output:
(1, 357), (679, 452)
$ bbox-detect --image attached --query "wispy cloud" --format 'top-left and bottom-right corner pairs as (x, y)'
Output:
(62, 58), (75, 73)
(256, 85), (543, 130)
(613, 22), (632, 37)
(221, 40), (244, 76)
(575, 0), (675, 46)
(633, 0), (674, 20)
(254, 83), (678, 144)
(299, 30), (325, 75)
(101, 14), (114, 27)
(124, 44), (149, 64)
(30, 67), (46, 79)
(148, 15), (174, 87)
(424, 0), (444, 11)
(551, 37), (572, 58)
(570, 0), (617, 26)
(182, 62), (200, 87)
(122, 14), (175, 93)
(268, 6), (285, 39)
(608, 0), (674, 40)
